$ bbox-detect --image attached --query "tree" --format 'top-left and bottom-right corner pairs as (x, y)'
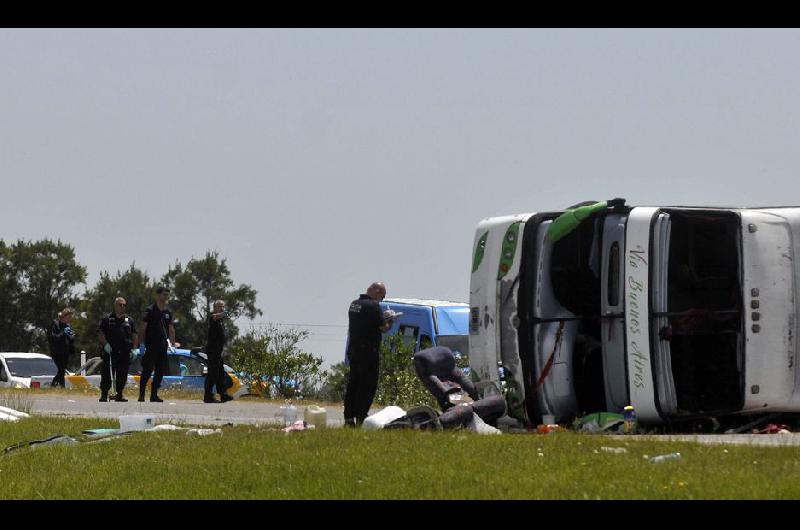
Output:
(0, 239), (87, 353)
(319, 362), (349, 402)
(72, 264), (155, 358)
(159, 251), (261, 348)
(229, 325), (327, 399)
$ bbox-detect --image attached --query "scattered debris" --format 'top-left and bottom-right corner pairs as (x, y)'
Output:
(151, 424), (183, 431)
(536, 424), (567, 434)
(363, 406), (407, 430)
(4, 435), (78, 454)
(281, 421), (314, 433)
(468, 412), (501, 435)
(649, 452), (681, 463)
(574, 412), (625, 434)
(82, 428), (120, 438)
(600, 446), (628, 454)
(119, 415), (155, 432)
(0, 406), (29, 422)
(186, 428), (222, 436)
(753, 423), (792, 434)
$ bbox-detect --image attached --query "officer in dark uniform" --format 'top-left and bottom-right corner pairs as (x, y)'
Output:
(97, 297), (139, 402)
(48, 307), (76, 387)
(138, 286), (176, 403)
(343, 282), (394, 426)
(204, 299), (233, 403)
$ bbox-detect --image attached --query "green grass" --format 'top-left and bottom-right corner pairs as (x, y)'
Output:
(1, 416), (799, 499)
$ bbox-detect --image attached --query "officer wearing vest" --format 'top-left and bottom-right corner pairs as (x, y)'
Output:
(343, 282), (394, 426)
(48, 307), (76, 387)
(138, 286), (176, 402)
(97, 297), (139, 402)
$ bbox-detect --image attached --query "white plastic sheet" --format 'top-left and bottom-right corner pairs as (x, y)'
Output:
(467, 412), (501, 435)
(362, 406), (406, 430)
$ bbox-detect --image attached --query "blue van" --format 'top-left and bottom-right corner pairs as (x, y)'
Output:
(345, 298), (470, 363)
(381, 298), (469, 356)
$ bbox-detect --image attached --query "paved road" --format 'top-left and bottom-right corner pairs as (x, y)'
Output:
(30, 394), (348, 427)
(633, 433), (800, 447)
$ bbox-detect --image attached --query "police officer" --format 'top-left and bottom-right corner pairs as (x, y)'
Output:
(97, 297), (139, 402)
(48, 307), (76, 387)
(204, 299), (233, 403)
(343, 282), (394, 426)
(138, 286), (176, 403)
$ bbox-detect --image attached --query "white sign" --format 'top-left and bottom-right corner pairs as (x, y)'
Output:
(625, 207), (660, 421)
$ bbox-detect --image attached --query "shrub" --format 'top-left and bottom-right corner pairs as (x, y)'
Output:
(374, 334), (436, 409)
(228, 325), (327, 400)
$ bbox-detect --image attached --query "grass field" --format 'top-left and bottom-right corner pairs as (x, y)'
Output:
(1, 416), (799, 499)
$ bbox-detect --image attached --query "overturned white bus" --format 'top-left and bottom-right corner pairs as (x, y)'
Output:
(469, 199), (800, 429)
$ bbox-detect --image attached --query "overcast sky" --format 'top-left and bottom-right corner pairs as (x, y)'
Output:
(1, 28), (799, 367)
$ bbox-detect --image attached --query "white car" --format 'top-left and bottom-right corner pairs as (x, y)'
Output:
(0, 352), (60, 388)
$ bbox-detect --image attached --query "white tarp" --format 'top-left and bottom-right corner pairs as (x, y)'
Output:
(0, 406), (30, 422)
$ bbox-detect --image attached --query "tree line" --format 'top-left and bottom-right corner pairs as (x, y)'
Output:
(0, 238), (438, 405)
(0, 238), (260, 363)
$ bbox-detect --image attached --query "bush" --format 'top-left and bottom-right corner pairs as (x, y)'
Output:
(374, 334), (436, 409)
(228, 326), (327, 400)
(320, 334), (439, 408)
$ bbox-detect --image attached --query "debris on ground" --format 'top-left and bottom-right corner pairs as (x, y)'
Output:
(82, 428), (121, 438)
(467, 412), (501, 435)
(186, 428), (223, 436)
(600, 446), (628, 454)
(574, 412), (625, 434)
(4, 435), (78, 454)
(536, 423), (568, 434)
(363, 406), (406, 430)
(649, 452), (682, 463)
(0, 406), (30, 422)
(151, 424), (183, 431)
(753, 424), (792, 434)
(281, 420), (314, 433)
(119, 415), (155, 432)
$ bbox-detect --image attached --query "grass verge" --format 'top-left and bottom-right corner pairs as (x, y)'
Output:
(1, 416), (799, 499)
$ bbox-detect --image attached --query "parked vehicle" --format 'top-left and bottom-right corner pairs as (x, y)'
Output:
(67, 348), (247, 398)
(469, 199), (800, 428)
(381, 298), (469, 356)
(0, 352), (59, 388)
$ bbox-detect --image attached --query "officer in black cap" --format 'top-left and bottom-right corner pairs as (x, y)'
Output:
(97, 297), (139, 402)
(203, 299), (233, 403)
(138, 286), (176, 402)
(48, 307), (76, 387)
(343, 282), (394, 426)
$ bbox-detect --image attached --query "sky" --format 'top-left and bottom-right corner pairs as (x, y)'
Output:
(1, 28), (799, 368)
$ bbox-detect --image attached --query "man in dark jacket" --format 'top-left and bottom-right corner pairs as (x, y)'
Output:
(204, 299), (233, 403)
(138, 286), (176, 402)
(97, 297), (139, 402)
(343, 282), (394, 426)
(49, 307), (76, 387)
